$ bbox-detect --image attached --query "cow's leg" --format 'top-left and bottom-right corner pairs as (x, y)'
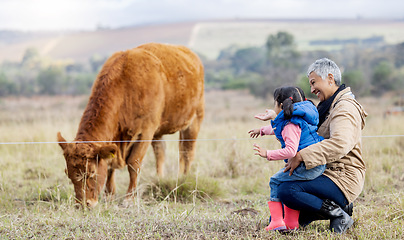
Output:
(105, 168), (116, 196)
(151, 136), (166, 177)
(179, 114), (203, 174)
(125, 135), (152, 199)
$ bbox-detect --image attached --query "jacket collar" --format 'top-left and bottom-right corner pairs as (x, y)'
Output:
(332, 87), (368, 129)
(331, 87), (353, 107)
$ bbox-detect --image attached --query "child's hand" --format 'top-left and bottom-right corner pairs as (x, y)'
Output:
(248, 129), (261, 138)
(253, 143), (267, 158)
(255, 109), (277, 121)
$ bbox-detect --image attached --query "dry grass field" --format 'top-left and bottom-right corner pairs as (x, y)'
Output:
(0, 90), (403, 239)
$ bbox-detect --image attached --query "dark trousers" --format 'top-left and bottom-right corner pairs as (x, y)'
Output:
(278, 175), (349, 225)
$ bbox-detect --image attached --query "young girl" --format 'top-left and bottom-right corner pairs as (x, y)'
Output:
(249, 86), (325, 231)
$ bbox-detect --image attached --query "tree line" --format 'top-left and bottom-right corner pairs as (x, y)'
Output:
(1, 32), (404, 98)
(203, 32), (404, 98)
(0, 48), (107, 97)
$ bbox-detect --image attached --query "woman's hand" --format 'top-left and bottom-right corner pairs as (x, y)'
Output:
(248, 129), (261, 138)
(255, 109), (277, 121)
(284, 152), (303, 175)
(253, 143), (267, 158)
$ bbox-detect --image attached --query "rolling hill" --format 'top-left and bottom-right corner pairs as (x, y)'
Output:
(1, 19), (404, 63)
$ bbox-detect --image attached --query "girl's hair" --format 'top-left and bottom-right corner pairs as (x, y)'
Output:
(273, 86), (306, 119)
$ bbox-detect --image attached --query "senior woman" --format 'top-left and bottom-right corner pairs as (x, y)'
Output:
(278, 58), (368, 233)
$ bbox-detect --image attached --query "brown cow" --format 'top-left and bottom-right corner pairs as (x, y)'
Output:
(57, 43), (204, 208)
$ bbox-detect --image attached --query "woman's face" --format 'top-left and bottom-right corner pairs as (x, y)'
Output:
(308, 71), (338, 102)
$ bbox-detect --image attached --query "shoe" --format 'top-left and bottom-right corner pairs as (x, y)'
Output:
(343, 202), (353, 216)
(283, 205), (299, 230)
(319, 199), (354, 233)
(265, 201), (287, 231)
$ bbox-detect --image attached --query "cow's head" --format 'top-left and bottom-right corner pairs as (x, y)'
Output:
(57, 132), (117, 208)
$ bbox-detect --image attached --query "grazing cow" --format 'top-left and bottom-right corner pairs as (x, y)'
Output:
(57, 43), (204, 207)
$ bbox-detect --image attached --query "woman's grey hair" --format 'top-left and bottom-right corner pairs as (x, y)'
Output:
(307, 58), (342, 86)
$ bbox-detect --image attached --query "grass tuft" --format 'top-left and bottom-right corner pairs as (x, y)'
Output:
(143, 175), (224, 203)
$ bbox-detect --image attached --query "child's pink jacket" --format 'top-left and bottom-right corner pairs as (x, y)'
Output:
(260, 123), (301, 161)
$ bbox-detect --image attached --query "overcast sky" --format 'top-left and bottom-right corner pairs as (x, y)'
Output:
(1, 0), (404, 31)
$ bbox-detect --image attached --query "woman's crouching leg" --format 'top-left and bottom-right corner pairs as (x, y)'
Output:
(278, 180), (323, 212)
(278, 180), (324, 227)
(278, 175), (352, 229)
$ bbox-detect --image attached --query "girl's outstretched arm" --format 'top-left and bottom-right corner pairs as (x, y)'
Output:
(248, 129), (261, 138)
(253, 143), (267, 158)
(254, 123), (301, 161)
(255, 109), (277, 121)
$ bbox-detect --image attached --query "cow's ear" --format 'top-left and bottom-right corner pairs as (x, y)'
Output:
(57, 132), (68, 150)
(97, 144), (117, 160)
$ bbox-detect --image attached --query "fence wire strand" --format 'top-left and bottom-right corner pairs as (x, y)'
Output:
(0, 134), (403, 145)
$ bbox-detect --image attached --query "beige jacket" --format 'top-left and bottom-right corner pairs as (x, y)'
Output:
(300, 87), (368, 203)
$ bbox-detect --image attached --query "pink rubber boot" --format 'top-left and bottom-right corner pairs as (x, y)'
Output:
(265, 201), (287, 231)
(283, 205), (300, 230)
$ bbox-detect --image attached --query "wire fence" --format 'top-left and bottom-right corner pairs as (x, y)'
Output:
(0, 134), (403, 145)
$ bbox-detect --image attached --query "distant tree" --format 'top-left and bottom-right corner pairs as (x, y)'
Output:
(65, 73), (95, 95)
(0, 72), (17, 96)
(0, 72), (8, 96)
(89, 54), (107, 73)
(246, 31), (303, 98)
(21, 47), (39, 62)
(394, 42), (404, 68)
(37, 66), (64, 95)
(247, 77), (267, 98)
(224, 72), (264, 90)
(266, 31), (300, 67)
(20, 47), (41, 68)
(217, 45), (239, 61)
(65, 62), (86, 73)
(266, 32), (294, 53)
(390, 66), (404, 91)
(13, 72), (35, 96)
(204, 69), (235, 90)
(343, 70), (368, 95)
(371, 60), (395, 95)
(231, 47), (266, 74)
